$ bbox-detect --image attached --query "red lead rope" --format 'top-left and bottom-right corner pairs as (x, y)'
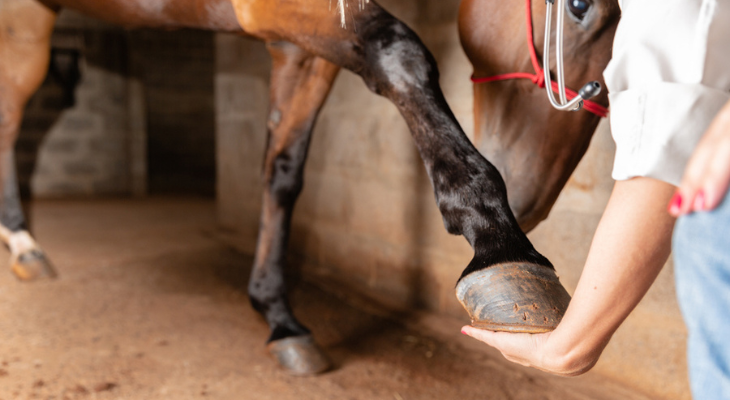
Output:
(470, 0), (609, 118)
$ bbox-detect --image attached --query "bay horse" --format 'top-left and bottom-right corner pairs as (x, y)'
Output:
(0, 0), (620, 375)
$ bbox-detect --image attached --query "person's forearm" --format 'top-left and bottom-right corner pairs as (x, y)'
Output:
(462, 177), (678, 376)
(546, 177), (676, 373)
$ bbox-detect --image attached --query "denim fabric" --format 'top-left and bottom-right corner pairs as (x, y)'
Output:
(673, 194), (730, 400)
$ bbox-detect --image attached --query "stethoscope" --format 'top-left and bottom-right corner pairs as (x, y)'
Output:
(543, 0), (602, 112)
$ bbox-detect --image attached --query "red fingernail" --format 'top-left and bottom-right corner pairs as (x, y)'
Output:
(461, 328), (467, 335)
(668, 193), (683, 215)
(694, 190), (705, 211)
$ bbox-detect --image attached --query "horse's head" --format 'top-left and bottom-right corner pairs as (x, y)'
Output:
(459, 0), (620, 232)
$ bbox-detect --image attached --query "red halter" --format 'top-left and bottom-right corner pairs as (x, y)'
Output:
(470, 0), (609, 118)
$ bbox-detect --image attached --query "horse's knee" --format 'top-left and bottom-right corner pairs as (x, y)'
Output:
(357, 17), (439, 97)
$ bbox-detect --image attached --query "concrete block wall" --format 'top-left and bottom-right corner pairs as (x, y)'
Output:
(215, 1), (689, 398)
(19, 27), (132, 197)
(19, 10), (216, 199)
(215, 34), (271, 241)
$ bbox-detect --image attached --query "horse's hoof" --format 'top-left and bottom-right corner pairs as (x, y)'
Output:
(267, 335), (330, 376)
(11, 249), (58, 281)
(456, 262), (571, 333)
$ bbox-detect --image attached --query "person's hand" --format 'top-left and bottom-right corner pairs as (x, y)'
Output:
(460, 326), (599, 377)
(669, 100), (730, 216)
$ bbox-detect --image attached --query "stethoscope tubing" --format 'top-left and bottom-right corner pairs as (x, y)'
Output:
(544, 0), (589, 111)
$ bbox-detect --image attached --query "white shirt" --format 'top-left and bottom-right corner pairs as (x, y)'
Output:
(603, 0), (730, 186)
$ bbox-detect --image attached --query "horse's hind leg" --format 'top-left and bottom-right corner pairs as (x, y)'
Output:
(247, 41), (340, 376)
(0, 0), (58, 280)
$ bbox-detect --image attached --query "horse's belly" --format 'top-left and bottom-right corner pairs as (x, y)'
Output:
(51, 0), (242, 32)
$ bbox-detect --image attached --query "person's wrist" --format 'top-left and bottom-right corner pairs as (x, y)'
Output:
(538, 323), (605, 376)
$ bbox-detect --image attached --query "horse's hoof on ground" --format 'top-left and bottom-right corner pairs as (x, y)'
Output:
(11, 250), (58, 281)
(267, 335), (330, 376)
(456, 262), (571, 333)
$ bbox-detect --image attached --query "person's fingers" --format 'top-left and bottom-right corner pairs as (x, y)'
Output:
(461, 325), (493, 343)
(669, 184), (702, 217)
(461, 326), (515, 352)
(702, 136), (730, 210)
(461, 326), (545, 366)
(671, 145), (713, 217)
(672, 140), (714, 216)
(670, 153), (704, 217)
(673, 134), (730, 215)
(673, 100), (730, 215)
(668, 190), (687, 217)
(462, 326), (529, 366)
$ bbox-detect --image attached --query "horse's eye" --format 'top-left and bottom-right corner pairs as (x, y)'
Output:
(567, 0), (591, 21)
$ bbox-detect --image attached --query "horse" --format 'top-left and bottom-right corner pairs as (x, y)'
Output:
(0, 0), (620, 375)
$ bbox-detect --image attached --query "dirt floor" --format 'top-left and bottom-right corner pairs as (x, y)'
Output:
(0, 198), (657, 400)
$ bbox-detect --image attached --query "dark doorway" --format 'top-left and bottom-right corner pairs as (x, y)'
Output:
(129, 29), (217, 197)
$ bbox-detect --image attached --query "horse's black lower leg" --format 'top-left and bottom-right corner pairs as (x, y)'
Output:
(236, 0), (567, 334)
(347, 11), (551, 273)
(247, 41), (340, 375)
(239, 1), (551, 272)
(348, 12), (570, 332)
(1, 148), (27, 231)
(281, 4), (566, 331)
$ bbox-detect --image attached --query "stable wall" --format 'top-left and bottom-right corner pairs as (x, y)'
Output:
(20, 11), (216, 198)
(20, 19), (133, 197)
(214, 2), (687, 399)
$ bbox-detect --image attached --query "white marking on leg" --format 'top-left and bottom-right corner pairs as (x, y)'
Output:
(378, 39), (430, 93)
(7, 230), (41, 258)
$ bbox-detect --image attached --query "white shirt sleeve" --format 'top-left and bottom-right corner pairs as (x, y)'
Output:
(603, 0), (730, 186)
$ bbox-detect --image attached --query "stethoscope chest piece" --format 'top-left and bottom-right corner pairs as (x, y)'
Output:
(543, 0), (601, 112)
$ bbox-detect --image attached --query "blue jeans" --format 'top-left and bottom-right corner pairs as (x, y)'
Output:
(673, 195), (730, 399)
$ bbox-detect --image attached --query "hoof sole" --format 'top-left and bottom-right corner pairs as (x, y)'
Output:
(267, 335), (330, 376)
(11, 249), (58, 281)
(456, 263), (571, 333)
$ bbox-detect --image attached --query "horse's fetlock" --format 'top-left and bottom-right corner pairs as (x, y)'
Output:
(268, 152), (304, 207)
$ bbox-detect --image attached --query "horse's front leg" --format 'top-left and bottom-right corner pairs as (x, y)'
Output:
(234, 0), (570, 332)
(0, 0), (58, 280)
(248, 41), (340, 376)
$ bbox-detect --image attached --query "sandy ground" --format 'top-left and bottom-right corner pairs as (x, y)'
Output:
(0, 198), (657, 400)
